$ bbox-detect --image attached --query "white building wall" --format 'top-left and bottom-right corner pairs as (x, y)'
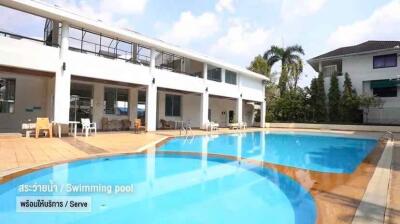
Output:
(240, 75), (265, 102)
(209, 97), (237, 127)
(0, 72), (51, 132)
(157, 91), (201, 128)
(0, 37), (59, 73)
(341, 51), (400, 94)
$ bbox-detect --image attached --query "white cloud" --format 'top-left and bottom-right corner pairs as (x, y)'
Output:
(215, 0), (235, 13)
(100, 0), (147, 15)
(327, 0), (400, 49)
(281, 0), (326, 21)
(210, 21), (272, 65)
(160, 11), (219, 46)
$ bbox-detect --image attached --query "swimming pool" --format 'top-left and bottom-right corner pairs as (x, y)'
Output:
(0, 154), (315, 224)
(158, 131), (378, 173)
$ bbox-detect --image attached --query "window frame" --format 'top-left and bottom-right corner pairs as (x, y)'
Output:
(225, 70), (237, 85)
(372, 86), (398, 98)
(0, 78), (16, 114)
(373, 54), (398, 69)
(103, 87), (129, 116)
(322, 65), (337, 77)
(207, 66), (222, 82)
(165, 94), (181, 117)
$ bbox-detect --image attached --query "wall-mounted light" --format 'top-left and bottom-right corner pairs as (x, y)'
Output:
(262, 80), (268, 85)
(62, 62), (66, 71)
(205, 87), (208, 92)
(240, 93), (242, 98)
(152, 77), (155, 84)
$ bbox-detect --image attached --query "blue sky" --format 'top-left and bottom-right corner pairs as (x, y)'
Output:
(1, 0), (399, 86)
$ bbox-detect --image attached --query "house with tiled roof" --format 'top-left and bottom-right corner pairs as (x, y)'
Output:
(308, 41), (400, 124)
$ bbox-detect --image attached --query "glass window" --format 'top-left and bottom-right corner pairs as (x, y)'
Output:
(116, 89), (129, 115)
(165, 94), (181, 117)
(225, 70), (237, 85)
(207, 65), (222, 82)
(373, 54), (397, 69)
(0, 79), (16, 113)
(322, 65), (337, 77)
(373, 87), (398, 97)
(104, 87), (129, 115)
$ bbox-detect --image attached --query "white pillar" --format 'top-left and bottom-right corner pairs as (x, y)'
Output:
(129, 88), (138, 129)
(200, 92), (209, 129)
(221, 68), (226, 83)
(200, 63), (209, 129)
(260, 100), (266, 128)
(146, 48), (157, 131)
(318, 61), (322, 73)
(237, 97), (243, 123)
(53, 22), (71, 124)
(260, 80), (267, 128)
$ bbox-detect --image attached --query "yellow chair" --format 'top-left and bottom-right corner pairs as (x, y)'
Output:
(35, 118), (53, 138)
(134, 119), (146, 133)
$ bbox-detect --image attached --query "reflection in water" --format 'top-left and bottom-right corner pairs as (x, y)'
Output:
(158, 131), (377, 173)
(0, 152), (315, 224)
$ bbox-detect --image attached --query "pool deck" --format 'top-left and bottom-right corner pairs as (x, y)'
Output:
(0, 127), (399, 224)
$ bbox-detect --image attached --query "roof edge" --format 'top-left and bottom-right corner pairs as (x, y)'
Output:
(0, 0), (268, 81)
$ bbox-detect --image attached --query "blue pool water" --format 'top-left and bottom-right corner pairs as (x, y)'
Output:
(0, 154), (315, 224)
(158, 132), (378, 173)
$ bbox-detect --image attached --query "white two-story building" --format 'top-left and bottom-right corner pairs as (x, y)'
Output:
(308, 41), (400, 124)
(0, 0), (267, 133)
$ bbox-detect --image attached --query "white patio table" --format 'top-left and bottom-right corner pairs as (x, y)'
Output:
(53, 121), (80, 138)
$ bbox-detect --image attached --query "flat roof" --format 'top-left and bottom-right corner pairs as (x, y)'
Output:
(0, 0), (268, 81)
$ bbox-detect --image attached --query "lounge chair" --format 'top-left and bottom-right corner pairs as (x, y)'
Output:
(81, 118), (97, 137)
(160, 119), (172, 129)
(239, 122), (247, 129)
(228, 123), (239, 130)
(121, 119), (131, 130)
(35, 117), (52, 138)
(101, 117), (111, 131)
(134, 119), (146, 133)
(208, 121), (219, 131)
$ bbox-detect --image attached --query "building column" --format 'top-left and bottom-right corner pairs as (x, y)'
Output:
(129, 88), (138, 129)
(200, 92), (209, 129)
(146, 48), (157, 131)
(221, 68), (226, 83)
(200, 63), (209, 129)
(318, 61), (322, 73)
(53, 22), (71, 124)
(237, 96), (243, 123)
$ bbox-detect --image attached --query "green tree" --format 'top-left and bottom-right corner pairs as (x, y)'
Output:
(309, 78), (318, 121)
(315, 72), (327, 122)
(328, 73), (340, 122)
(359, 95), (383, 123)
(248, 55), (271, 78)
(263, 45), (304, 96)
(271, 88), (307, 122)
(340, 73), (360, 123)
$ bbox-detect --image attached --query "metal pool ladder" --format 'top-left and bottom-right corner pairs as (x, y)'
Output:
(383, 131), (394, 141)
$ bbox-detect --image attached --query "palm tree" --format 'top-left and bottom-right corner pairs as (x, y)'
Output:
(263, 45), (304, 95)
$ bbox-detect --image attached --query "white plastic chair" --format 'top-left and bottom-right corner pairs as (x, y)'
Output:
(81, 118), (97, 137)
